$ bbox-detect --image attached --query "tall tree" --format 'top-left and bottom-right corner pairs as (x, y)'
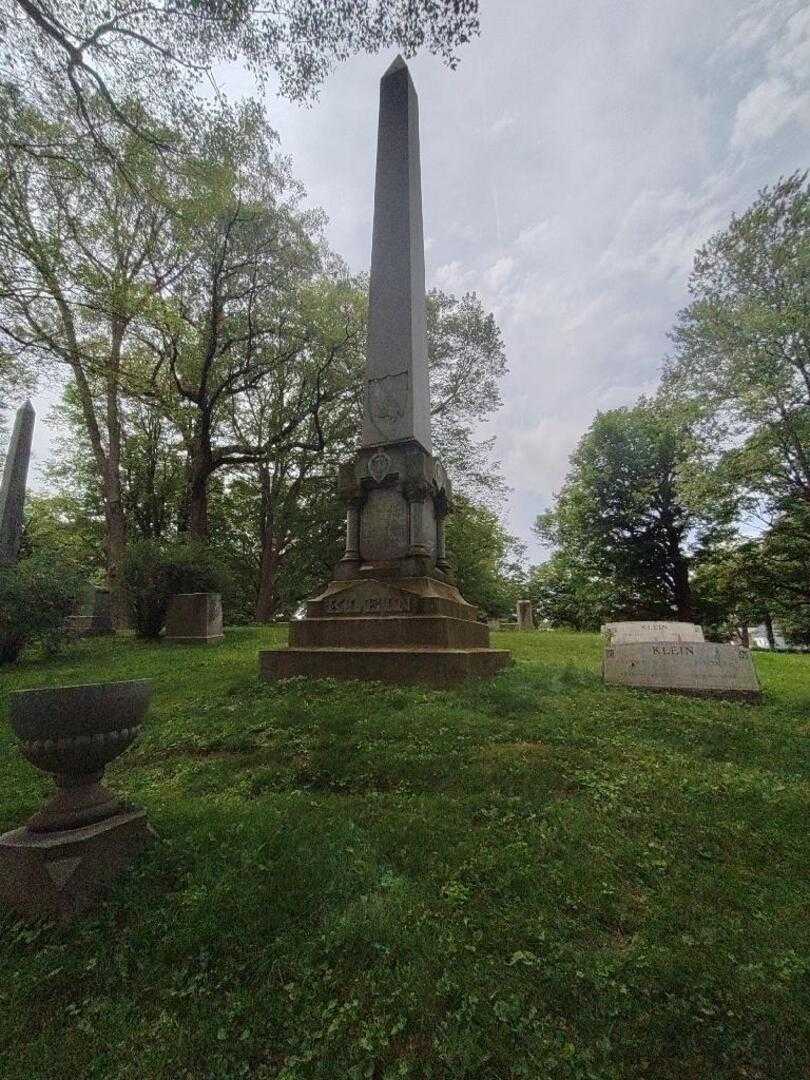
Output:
(536, 399), (732, 621)
(2, 1), (479, 154)
(664, 172), (810, 512)
(0, 104), (174, 621)
(138, 106), (358, 539)
(427, 288), (507, 505)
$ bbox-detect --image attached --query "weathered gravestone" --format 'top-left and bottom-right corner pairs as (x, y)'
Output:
(260, 58), (510, 686)
(517, 600), (533, 630)
(165, 592), (224, 644)
(603, 641), (762, 703)
(602, 621), (704, 645)
(0, 399), (35, 567)
(66, 585), (114, 637)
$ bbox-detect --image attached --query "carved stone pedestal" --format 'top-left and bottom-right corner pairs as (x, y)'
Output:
(0, 811), (153, 923)
(259, 443), (511, 687)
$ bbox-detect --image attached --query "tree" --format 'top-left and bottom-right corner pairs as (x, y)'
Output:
(535, 399), (732, 622)
(527, 551), (620, 632)
(2, 1), (479, 154)
(427, 288), (508, 505)
(0, 104), (174, 622)
(445, 496), (525, 617)
(138, 107), (359, 539)
(664, 172), (810, 512)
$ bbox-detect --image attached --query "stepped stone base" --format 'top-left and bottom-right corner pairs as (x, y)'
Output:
(261, 646), (511, 686)
(260, 577), (511, 687)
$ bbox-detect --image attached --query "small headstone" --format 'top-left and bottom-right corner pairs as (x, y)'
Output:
(601, 621), (704, 645)
(603, 641), (761, 703)
(164, 592), (224, 644)
(517, 600), (534, 630)
(0, 399), (35, 566)
(66, 585), (114, 636)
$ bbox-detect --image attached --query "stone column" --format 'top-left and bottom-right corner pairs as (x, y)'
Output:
(405, 485), (430, 556)
(343, 501), (362, 561)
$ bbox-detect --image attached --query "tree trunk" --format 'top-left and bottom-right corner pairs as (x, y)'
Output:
(673, 552), (694, 622)
(764, 610), (776, 648)
(255, 463), (276, 623)
(255, 537), (277, 623)
(105, 324), (128, 629)
(185, 414), (212, 541)
(739, 624), (750, 647)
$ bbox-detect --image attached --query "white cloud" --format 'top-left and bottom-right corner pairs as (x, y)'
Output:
(732, 77), (810, 147)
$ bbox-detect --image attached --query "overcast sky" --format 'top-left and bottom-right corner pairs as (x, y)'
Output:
(25, 0), (810, 562)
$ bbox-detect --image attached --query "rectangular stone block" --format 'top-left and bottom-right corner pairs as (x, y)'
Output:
(290, 615), (489, 649)
(164, 592), (224, 644)
(602, 621), (705, 644)
(602, 641), (762, 702)
(260, 646), (512, 687)
(0, 810), (152, 922)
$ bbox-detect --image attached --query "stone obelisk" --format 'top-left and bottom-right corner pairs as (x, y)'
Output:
(260, 59), (510, 686)
(0, 399), (35, 566)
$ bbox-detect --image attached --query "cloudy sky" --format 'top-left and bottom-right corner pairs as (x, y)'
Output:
(26, 0), (810, 561)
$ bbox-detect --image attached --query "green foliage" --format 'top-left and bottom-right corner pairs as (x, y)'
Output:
(0, 553), (84, 663)
(446, 496), (525, 616)
(665, 171), (810, 510)
(527, 550), (621, 631)
(121, 539), (228, 639)
(0, 630), (808, 1077)
(536, 399), (733, 621)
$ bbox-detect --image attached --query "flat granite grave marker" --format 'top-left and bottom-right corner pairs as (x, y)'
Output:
(602, 641), (762, 703)
(259, 58), (510, 687)
(602, 621), (705, 644)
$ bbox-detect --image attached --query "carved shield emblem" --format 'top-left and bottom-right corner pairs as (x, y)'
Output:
(368, 451), (391, 484)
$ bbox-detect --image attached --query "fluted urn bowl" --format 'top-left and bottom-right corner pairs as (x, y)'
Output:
(8, 680), (152, 832)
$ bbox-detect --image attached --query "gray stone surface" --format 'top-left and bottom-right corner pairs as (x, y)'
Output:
(362, 56), (431, 453)
(0, 399), (35, 566)
(260, 59), (510, 685)
(1, 680), (154, 920)
(601, 620), (705, 644)
(0, 811), (153, 922)
(517, 600), (533, 630)
(165, 592), (224, 643)
(66, 585), (114, 636)
(10, 679), (151, 832)
(602, 641), (761, 702)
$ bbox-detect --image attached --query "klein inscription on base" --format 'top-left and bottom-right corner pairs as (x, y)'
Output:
(602, 621), (705, 644)
(325, 593), (412, 615)
(603, 641), (761, 702)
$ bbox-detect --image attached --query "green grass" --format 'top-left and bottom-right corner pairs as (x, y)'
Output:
(1, 628), (808, 1080)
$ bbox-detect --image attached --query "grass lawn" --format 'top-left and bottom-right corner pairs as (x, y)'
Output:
(1, 628), (808, 1079)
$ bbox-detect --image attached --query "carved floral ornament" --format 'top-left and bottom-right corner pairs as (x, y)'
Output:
(368, 451), (392, 484)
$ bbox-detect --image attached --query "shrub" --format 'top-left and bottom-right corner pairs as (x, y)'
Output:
(121, 538), (228, 639)
(0, 553), (85, 663)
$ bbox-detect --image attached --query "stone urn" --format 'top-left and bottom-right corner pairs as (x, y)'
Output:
(9, 680), (151, 833)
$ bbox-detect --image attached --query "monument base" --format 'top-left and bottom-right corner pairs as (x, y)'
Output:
(0, 809), (153, 923)
(260, 576), (511, 687)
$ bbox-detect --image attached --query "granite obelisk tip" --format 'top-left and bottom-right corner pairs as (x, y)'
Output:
(0, 398), (35, 566)
(362, 48), (431, 452)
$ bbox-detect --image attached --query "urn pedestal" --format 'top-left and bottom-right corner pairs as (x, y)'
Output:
(0, 681), (153, 922)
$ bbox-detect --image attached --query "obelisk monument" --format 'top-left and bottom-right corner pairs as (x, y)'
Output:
(0, 399), (35, 566)
(260, 59), (510, 686)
